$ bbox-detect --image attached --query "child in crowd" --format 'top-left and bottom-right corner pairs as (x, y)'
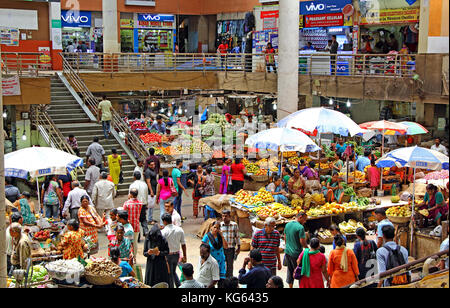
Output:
(105, 208), (119, 242)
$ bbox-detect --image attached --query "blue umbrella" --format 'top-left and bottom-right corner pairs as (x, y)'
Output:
(376, 146), (449, 251)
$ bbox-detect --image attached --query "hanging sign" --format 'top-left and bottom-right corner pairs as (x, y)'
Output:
(304, 13), (344, 28)
(2, 75), (21, 96)
(360, 7), (420, 25)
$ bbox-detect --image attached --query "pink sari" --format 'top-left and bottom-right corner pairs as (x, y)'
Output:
(220, 165), (230, 194)
(367, 166), (381, 188)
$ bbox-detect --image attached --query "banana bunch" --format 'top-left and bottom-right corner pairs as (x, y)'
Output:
(312, 193), (326, 205)
(306, 207), (327, 217)
(291, 198), (304, 209)
(339, 219), (365, 234)
(317, 229), (333, 240)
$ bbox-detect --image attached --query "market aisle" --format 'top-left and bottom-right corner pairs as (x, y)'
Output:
(94, 190), (367, 288)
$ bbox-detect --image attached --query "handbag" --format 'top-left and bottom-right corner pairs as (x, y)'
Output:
(293, 265), (302, 280)
(170, 179), (178, 198)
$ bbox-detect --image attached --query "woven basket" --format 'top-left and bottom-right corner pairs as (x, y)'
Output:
(236, 209), (250, 219)
(258, 214), (268, 221)
(387, 215), (410, 224)
(251, 174), (269, 182)
(240, 239), (252, 251)
(84, 272), (121, 286)
(319, 237), (334, 245)
(281, 213), (296, 219)
(319, 168), (330, 175)
(341, 195), (351, 203)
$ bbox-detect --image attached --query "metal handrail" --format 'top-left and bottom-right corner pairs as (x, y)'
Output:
(31, 105), (85, 175)
(60, 51), (422, 77)
(1, 52), (52, 77)
(60, 54), (149, 160)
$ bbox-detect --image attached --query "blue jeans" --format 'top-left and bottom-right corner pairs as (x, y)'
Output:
(173, 193), (182, 217)
(102, 120), (111, 139)
(45, 203), (59, 219)
(159, 197), (173, 225)
(147, 207), (154, 223)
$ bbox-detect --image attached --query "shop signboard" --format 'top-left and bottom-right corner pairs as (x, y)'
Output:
(120, 19), (135, 28)
(137, 14), (175, 29)
(300, 0), (352, 15)
(360, 7), (420, 25)
(61, 10), (92, 28)
(336, 61), (350, 75)
(260, 11), (279, 19)
(2, 75), (21, 96)
(304, 13), (344, 28)
(138, 14), (175, 22)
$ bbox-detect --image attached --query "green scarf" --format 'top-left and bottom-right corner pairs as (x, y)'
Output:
(300, 248), (320, 278)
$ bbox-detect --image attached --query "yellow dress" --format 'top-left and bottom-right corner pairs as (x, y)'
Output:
(108, 154), (122, 188)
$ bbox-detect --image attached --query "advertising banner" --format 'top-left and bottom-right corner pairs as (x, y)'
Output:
(360, 7), (420, 25)
(300, 0), (352, 15)
(304, 13), (344, 28)
(2, 75), (21, 96)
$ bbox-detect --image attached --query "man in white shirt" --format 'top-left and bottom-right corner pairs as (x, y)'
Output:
(431, 138), (448, 156)
(92, 172), (116, 218)
(98, 95), (113, 139)
(62, 181), (93, 220)
(84, 158), (100, 196)
(134, 159), (145, 182)
(129, 171), (149, 238)
(197, 244), (220, 288)
(164, 201), (182, 227)
(161, 213), (187, 288)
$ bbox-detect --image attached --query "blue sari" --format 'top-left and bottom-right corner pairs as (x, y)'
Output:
(202, 233), (226, 279)
(273, 186), (289, 204)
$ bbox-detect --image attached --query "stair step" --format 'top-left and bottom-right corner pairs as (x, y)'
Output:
(47, 108), (86, 115)
(52, 118), (89, 124)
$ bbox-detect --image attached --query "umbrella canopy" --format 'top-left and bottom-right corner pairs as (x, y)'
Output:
(375, 156), (407, 168)
(277, 107), (363, 137)
(384, 121), (429, 136)
(359, 120), (408, 134)
(379, 146), (449, 170)
(245, 128), (320, 152)
(5, 147), (84, 179)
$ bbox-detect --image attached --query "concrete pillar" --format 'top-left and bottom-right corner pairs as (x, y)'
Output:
(277, 0), (299, 120)
(418, 0), (430, 54)
(416, 101), (425, 123)
(102, 0), (120, 53)
(49, 2), (63, 70)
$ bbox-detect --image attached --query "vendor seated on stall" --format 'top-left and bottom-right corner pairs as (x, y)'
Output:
(58, 219), (87, 260)
(418, 184), (449, 227)
(323, 173), (344, 203)
(288, 168), (306, 200)
(266, 176), (289, 205)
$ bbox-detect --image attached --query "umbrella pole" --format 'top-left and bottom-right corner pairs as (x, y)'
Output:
(318, 133), (321, 179)
(410, 167), (416, 256)
(36, 177), (41, 216)
(380, 130), (385, 191)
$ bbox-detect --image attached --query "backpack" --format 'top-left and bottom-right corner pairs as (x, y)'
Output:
(384, 245), (411, 286)
(360, 240), (376, 265)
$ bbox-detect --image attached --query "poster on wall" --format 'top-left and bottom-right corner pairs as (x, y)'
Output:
(0, 28), (19, 46)
(2, 75), (21, 96)
(38, 47), (51, 64)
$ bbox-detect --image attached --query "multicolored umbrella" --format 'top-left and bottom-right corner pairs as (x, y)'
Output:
(359, 120), (408, 134)
(384, 121), (429, 136)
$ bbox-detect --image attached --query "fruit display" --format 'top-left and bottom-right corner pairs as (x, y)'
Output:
(204, 113), (230, 134)
(383, 167), (391, 176)
(386, 205), (411, 217)
(139, 132), (162, 144)
(283, 151), (297, 158)
(356, 197), (370, 208)
(288, 157), (301, 166)
(322, 145), (336, 159)
(317, 229), (333, 242)
(424, 170), (449, 180)
(306, 201), (361, 217)
(255, 203), (297, 219)
(234, 188), (274, 206)
(391, 195), (400, 203)
(291, 198), (304, 209)
(339, 171), (366, 182)
(34, 230), (51, 241)
(319, 163), (331, 170)
(306, 207), (327, 217)
(311, 193), (326, 205)
(339, 219), (365, 234)
(246, 163), (260, 174)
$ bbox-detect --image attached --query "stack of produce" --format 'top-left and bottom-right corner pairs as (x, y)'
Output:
(85, 258), (122, 277)
(282, 152), (297, 158)
(246, 163), (260, 174)
(8, 265), (48, 287)
(322, 145), (336, 159)
(288, 157), (301, 166)
(356, 197), (370, 209)
(33, 230), (51, 241)
(317, 229), (334, 242)
(386, 205), (412, 217)
(204, 113), (230, 133)
(140, 132), (162, 144)
(291, 198), (304, 210)
(338, 170), (366, 182)
(311, 193), (326, 205)
(190, 139), (212, 154)
(234, 188), (274, 205)
(256, 203), (297, 219)
(339, 219), (365, 234)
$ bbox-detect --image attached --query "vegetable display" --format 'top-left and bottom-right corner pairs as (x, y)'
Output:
(85, 259), (122, 277)
(139, 132), (162, 144)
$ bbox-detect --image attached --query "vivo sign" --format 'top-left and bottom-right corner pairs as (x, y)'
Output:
(61, 10), (92, 27)
(138, 14), (175, 22)
(300, 0), (352, 15)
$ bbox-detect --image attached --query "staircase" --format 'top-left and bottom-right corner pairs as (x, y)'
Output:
(46, 76), (136, 194)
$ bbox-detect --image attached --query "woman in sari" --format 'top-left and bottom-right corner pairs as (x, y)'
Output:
(58, 219), (86, 260)
(298, 238), (329, 288)
(366, 159), (381, 195)
(188, 164), (206, 218)
(323, 174), (344, 203)
(202, 221), (228, 284)
(332, 153), (344, 175)
(78, 195), (104, 253)
(266, 176), (289, 205)
(327, 234), (359, 288)
(15, 193), (35, 225)
(219, 158), (232, 194)
(107, 148), (122, 190)
(288, 168), (305, 200)
(419, 184), (448, 226)
(108, 224), (134, 266)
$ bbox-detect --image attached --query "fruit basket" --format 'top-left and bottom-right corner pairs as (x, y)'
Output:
(258, 214), (269, 221)
(280, 213), (296, 219)
(387, 215), (411, 224)
(251, 174), (270, 182)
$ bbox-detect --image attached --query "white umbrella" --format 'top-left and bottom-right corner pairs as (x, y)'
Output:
(5, 147), (84, 213)
(245, 127), (320, 153)
(277, 107), (363, 137)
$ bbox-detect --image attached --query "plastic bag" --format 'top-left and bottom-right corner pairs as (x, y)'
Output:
(148, 195), (156, 209)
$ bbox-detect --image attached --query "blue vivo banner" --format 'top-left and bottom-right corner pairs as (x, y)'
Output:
(138, 14), (175, 22)
(300, 0), (352, 15)
(61, 10), (92, 27)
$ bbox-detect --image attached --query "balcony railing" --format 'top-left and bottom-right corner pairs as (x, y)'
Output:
(1, 52), (52, 77)
(61, 52), (417, 77)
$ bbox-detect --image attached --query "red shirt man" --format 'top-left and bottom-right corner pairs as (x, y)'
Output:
(122, 190), (143, 233)
(218, 42), (229, 54)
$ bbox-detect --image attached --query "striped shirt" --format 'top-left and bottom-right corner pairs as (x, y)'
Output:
(123, 198), (143, 233)
(251, 229), (281, 270)
(220, 221), (241, 248)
